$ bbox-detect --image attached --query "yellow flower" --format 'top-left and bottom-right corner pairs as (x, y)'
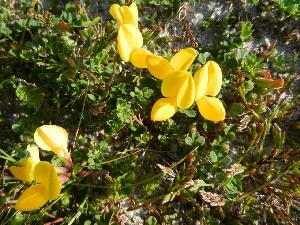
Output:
(151, 98), (177, 121)
(9, 125), (71, 211)
(151, 58), (226, 122)
(9, 145), (40, 183)
(34, 124), (73, 169)
(149, 48), (197, 121)
(15, 161), (61, 211)
(34, 125), (68, 156)
(117, 24), (143, 62)
(9, 146), (61, 211)
(129, 48), (153, 68)
(109, 2), (138, 27)
(161, 70), (195, 109)
(145, 55), (173, 79)
(194, 61), (225, 121)
(118, 31), (154, 68)
(32, 161), (61, 201)
(146, 48), (197, 79)
(109, 2), (152, 67)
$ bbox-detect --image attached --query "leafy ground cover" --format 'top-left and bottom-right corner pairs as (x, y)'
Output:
(0, 0), (299, 224)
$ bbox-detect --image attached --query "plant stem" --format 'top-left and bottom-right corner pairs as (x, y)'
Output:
(257, 101), (281, 158)
(238, 86), (260, 120)
(234, 161), (299, 202)
(237, 130), (258, 163)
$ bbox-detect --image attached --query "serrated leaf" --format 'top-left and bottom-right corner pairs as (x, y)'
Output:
(15, 84), (44, 109)
(240, 21), (252, 42)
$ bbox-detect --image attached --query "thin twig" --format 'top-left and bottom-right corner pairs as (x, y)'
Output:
(72, 74), (90, 149)
(234, 161), (299, 202)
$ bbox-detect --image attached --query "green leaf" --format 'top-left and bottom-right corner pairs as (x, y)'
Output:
(15, 84), (44, 109)
(87, 93), (96, 101)
(146, 216), (157, 225)
(255, 78), (284, 89)
(79, 28), (96, 39)
(235, 48), (249, 63)
(11, 123), (22, 133)
(198, 52), (212, 64)
(240, 21), (252, 42)
(244, 80), (254, 93)
(162, 191), (178, 204)
(81, 17), (100, 26)
(224, 176), (243, 199)
(61, 192), (71, 208)
(295, 187), (300, 198)
(188, 179), (214, 192)
(116, 99), (132, 123)
(0, 22), (12, 36)
(61, 35), (77, 49)
(84, 220), (92, 225)
(219, 155), (232, 167)
(224, 124), (235, 135)
(179, 109), (196, 117)
(209, 151), (218, 163)
(185, 132), (205, 146)
(229, 103), (245, 116)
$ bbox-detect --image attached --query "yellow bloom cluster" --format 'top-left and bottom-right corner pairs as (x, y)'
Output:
(109, 2), (142, 62)
(9, 125), (71, 211)
(109, 2), (226, 122)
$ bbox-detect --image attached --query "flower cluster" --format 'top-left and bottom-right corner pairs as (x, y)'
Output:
(9, 125), (72, 211)
(109, 2), (225, 122)
(109, 2), (143, 62)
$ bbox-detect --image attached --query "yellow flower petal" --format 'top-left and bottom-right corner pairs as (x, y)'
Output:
(129, 2), (138, 22)
(9, 157), (34, 183)
(170, 48), (197, 71)
(151, 98), (177, 121)
(206, 61), (222, 96)
(27, 144), (40, 164)
(117, 24), (143, 62)
(33, 161), (61, 200)
(194, 63), (208, 101)
(161, 70), (190, 98)
(15, 184), (48, 211)
(109, 2), (138, 27)
(177, 73), (195, 109)
(196, 96), (226, 121)
(129, 48), (152, 68)
(145, 55), (173, 80)
(109, 4), (124, 26)
(121, 4), (138, 27)
(34, 125), (68, 155)
(33, 161), (54, 184)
